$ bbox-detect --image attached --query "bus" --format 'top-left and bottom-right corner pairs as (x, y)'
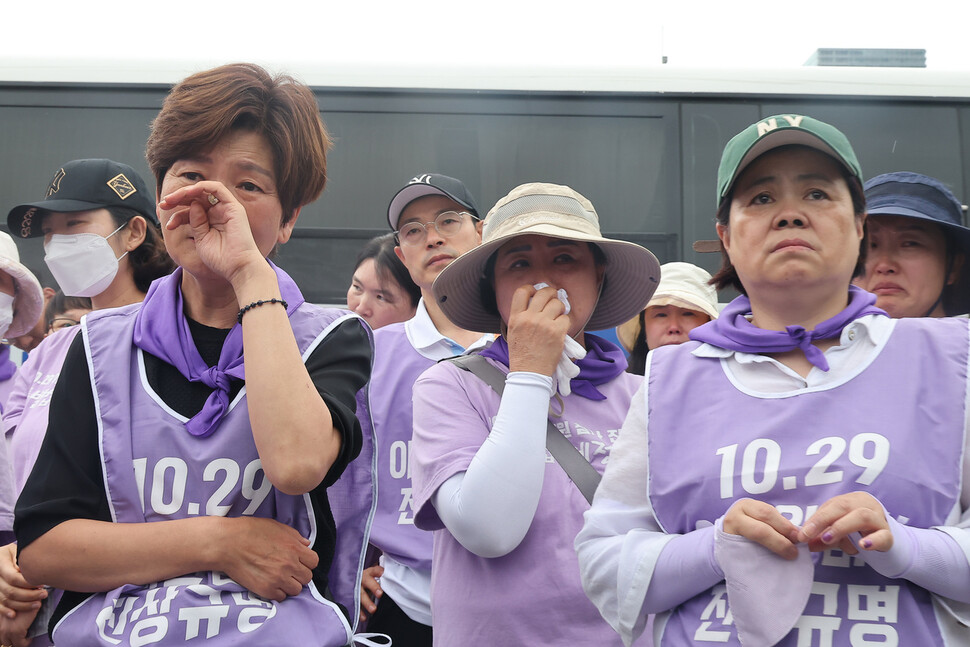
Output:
(2, 63), (969, 304)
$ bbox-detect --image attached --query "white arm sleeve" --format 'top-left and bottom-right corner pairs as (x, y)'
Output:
(577, 378), (712, 646)
(432, 371), (553, 558)
(922, 396), (970, 626)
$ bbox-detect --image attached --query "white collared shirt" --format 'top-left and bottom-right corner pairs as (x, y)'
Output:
(691, 313), (893, 393)
(404, 298), (493, 361)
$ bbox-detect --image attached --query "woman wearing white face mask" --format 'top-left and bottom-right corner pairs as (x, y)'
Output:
(0, 159), (174, 647)
(42, 219), (131, 299)
(9, 158), (176, 308)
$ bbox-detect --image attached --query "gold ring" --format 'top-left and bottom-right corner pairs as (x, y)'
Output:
(207, 193), (219, 206)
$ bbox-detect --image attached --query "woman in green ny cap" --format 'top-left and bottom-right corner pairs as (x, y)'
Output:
(578, 115), (970, 646)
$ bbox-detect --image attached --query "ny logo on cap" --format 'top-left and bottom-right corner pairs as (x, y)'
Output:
(410, 174), (433, 185)
(46, 168), (66, 197)
(756, 115), (805, 137)
(107, 174), (137, 200)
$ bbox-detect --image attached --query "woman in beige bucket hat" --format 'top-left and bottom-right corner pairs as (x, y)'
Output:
(408, 182), (660, 646)
(617, 261), (719, 375)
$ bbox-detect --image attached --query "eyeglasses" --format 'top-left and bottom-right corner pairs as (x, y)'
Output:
(396, 211), (472, 247)
(49, 317), (81, 333)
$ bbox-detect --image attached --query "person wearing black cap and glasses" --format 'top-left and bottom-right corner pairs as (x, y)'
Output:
(853, 171), (970, 318)
(357, 174), (492, 646)
(0, 159), (174, 647)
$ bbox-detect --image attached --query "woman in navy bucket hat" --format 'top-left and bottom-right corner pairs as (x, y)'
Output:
(854, 171), (970, 317)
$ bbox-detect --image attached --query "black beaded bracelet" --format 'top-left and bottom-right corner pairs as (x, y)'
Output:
(237, 298), (288, 324)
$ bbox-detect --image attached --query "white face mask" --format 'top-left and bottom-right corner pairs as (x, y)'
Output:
(0, 292), (14, 339)
(44, 223), (128, 298)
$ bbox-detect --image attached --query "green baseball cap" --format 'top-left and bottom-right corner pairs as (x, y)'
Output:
(716, 114), (863, 208)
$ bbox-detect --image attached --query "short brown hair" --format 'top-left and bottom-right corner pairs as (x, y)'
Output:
(146, 63), (330, 222)
(711, 146), (868, 295)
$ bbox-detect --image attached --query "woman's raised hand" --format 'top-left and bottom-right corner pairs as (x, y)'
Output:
(160, 181), (264, 284)
(506, 284), (570, 376)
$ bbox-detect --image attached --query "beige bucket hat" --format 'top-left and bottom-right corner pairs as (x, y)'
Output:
(432, 182), (661, 334)
(616, 262), (719, 352)
(0, 231), (44, 338)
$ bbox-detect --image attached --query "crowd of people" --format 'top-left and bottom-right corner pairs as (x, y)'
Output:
(0, 61), (964, 647)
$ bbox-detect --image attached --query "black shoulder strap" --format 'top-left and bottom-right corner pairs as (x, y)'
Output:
(449, 354), (601, 504)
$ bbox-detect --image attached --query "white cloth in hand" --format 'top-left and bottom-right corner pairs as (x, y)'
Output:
(532, 283), (584, 396)
(555, 336), (586, 397)
(714, 518), (814, 646)
(533, 282), (571, 316)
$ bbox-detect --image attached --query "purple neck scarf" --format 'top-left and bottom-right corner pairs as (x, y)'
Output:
(480, 334), (627, 401)
(0, 346), (15, 382)
(689, 285), (887, 371)
(133, 261), (305, 438)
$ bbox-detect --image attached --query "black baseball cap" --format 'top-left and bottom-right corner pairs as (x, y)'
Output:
(387, 173), (480, 230)
(7, 159), (158, 238)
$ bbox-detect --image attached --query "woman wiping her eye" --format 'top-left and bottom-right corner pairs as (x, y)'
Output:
(12, 63), (373, 647)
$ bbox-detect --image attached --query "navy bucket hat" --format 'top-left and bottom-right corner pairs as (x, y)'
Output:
(864, 171), (970, 315)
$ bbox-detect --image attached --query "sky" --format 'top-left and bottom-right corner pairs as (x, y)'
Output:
(2, 0), (968, 85)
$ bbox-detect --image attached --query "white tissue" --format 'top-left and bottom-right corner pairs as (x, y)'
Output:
(533, 282), (571, 315)
(555, 336), (586, 397)
(533, 283), (585, 396)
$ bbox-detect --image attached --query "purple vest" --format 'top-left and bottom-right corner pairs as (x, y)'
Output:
(53, 303), (373, 646)
(4, 326), (80, 493)
(647, 318), (968, 646)
(360, 322), (434, 571)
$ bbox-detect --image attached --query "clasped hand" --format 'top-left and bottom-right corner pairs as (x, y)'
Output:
(722, 492), (893, 560)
